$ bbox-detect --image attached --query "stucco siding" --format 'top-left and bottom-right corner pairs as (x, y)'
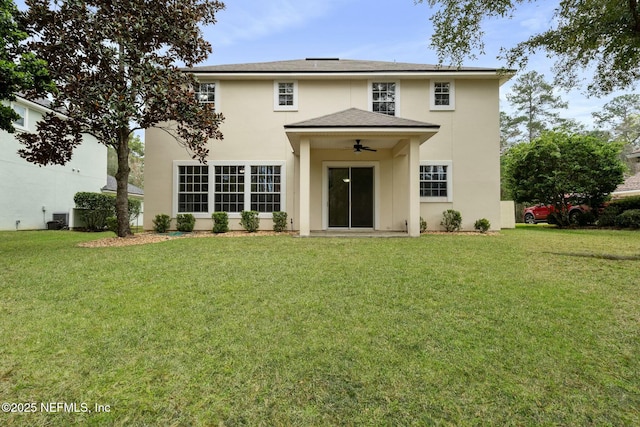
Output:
(144, 69), (504, 232)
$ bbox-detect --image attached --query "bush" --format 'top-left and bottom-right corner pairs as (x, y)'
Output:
(597, 205), (619, 227)
(153, 214), (171, 233)
(106, 216), (118, 233)
(74, 192), (142, 231)
(614, 209), (640, 229)
(176, 214), (195, 232)
(272, 211), (288, 232)
(474, 218), (491, 233)
(240, 210), (260, 232)
(609, 195), (640, 212)
(441, 209), (462, 232)
(127, 198), (142, 224)
(212, 212), (229, 233)
(74, 192), (114, 231)
(420, 217), (427, 233)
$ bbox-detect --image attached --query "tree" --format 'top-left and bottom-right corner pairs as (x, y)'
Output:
(504, 131), (626, 226)
(17, 0), (225, 237)
(418, 0), (640, 96)
(506, 71), (568, 142)
(107, 134), (144, 188)
(499, 111), (523, 151)
(593, 94), (640, 148)
(0, 0), (54, 132)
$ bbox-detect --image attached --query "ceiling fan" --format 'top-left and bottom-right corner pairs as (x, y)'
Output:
(353, 139), (376, 153)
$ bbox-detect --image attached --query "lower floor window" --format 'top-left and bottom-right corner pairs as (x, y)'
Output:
(214, 165), (245, 212)
(251, 165), (281, 212)
(176, 162), (284, 215)
(178, 165), (209, 212)
(420, 163), (451, 200)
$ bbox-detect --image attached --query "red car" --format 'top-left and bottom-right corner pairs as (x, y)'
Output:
(523, 203), (586, 224)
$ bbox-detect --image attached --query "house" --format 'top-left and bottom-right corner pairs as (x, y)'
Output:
(144, 58), (512, 236)
(101, 175), (145, 227)
(613, 149), (640, 199)
(0, 96), (106, 230)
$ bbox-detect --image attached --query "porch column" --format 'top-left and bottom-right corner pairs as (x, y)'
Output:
(299, 138), (311, 236)
(407, 137), (421, 237)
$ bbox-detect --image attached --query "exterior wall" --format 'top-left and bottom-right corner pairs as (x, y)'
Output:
(144, 74), (502, 232)
(0, 100), (107, 230)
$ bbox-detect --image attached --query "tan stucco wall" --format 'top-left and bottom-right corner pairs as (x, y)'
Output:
(144, 76), (502, 232)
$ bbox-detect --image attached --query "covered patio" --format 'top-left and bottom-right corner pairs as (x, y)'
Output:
(285, 108), (439, 237)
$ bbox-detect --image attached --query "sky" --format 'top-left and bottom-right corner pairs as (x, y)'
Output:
(15, 0), (636, 128)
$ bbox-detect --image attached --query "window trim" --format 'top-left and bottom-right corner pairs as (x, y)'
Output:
(368, 80), (400, 116)
(420, 161), (453, 202)
(11, 102), (28, 130)
(173, 161), (286, 219)
(430, 80), (455, 111)
(273, 80), (298, 111)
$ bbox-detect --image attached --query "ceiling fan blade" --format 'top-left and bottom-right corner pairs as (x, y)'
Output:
(362, 146), (377, 152)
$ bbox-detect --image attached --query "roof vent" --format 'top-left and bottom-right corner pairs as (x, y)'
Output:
(305, 58), (339, 61)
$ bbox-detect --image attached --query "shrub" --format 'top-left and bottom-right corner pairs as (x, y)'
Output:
(272, 211), (288, 232)
(240, 210), (260, 232)
(127, 198), (142, 224)
(176, 213), (195, 232)
(598, 205), (619, 227)
(153, 214), (171, 233)
(609, 195), (640, 212)
(441, 209), (462, 232)
(474, 218), (491, 233)
(420, 217), (427, 233)
(74, 192), (143, 231)
(212, 212), (229, 233)
(74, 192), (114, 231)
(614, 209), (640, 229)
(106, 216), (118, 233)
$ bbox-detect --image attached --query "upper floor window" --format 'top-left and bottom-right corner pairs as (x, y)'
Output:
(196, 82), (217, 108)
(12, 103), (27, 129)
(371, 82), (397, 116)
(274, 81), (298, 111)
(430, 80), (455, 111)
(420, 161), (453, 202)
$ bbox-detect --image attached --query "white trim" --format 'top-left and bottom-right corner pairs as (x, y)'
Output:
(368, 80), (400, 116)
(172, 160), (286, 219)
(420, 160), (453, 202)
(273, 80), (298, 111)
(430, 80), (455, 111)
(322, 161), (380, 230)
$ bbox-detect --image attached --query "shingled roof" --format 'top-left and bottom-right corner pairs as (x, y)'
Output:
(285, 108), (439, 129)
(102, 175), (144, 196)
(186, 58), (506, 74)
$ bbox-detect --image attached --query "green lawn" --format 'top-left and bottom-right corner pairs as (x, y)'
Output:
(1, 227), (639, 426)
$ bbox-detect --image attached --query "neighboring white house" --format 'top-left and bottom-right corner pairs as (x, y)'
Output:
(0, 96), (107, 230)
(145, 58), (513, 236)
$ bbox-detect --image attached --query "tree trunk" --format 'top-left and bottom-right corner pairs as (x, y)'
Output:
(115, 130), (132, 237)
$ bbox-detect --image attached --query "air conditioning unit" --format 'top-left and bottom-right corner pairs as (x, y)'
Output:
(52, 213), (69, 228)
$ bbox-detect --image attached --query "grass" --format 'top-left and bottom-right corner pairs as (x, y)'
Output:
(0, 227), (639, 426)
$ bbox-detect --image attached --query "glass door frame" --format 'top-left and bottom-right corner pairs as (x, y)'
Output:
(322, 161), (379, 230)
